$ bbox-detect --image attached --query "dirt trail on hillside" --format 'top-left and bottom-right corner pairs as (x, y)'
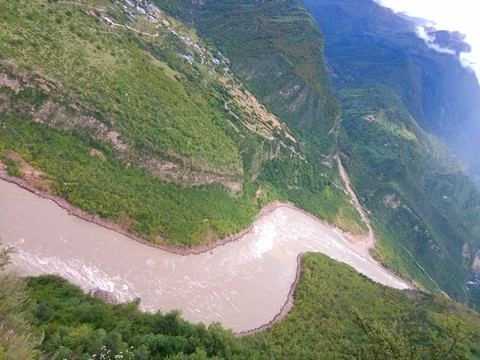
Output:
(335, 154), (376, 260)
(2, 177), (411, 334)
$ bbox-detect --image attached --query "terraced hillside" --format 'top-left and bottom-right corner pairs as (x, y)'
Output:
(0, 0), (365, 245)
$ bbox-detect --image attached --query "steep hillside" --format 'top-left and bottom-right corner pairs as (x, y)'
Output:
(163, 0), (342, 158)
(2, 1), (480, 356)
(301, 0), (480, 307)
(338, 84), (480, 301)
(302, 0), (480, 184)
(159, 0), (370, 231)
(0, 0), (365, 245)
(3, 254), (480, 359)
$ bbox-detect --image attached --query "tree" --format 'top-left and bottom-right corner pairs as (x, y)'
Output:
(0, 241), (40, 359)
(0, 241), (14, 271)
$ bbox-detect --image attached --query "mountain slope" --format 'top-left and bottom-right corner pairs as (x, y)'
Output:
(2, 0), (480, 358)
(176, 0), (340, 155)
(302, 0), (480, 183)
(4, 254), (479, 359)
(0, 0), (365, 245)
(300, 0), (480, 307)
(160, 0), (371, 231)
(338, 84), (480, 301)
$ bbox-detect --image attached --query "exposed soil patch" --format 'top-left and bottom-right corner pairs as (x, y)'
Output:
(90, 149), (106, 161)
(3, 153), (52, 193)
(383, 193), (401, 209)
(473, 251), (480, 275)
(0, 72), (23, 93)
(141, 155), (242, 192)
(363, 114), (377, 122)
(335, 154), (376, 259)
(0, 65), (242, 190)
(219, 76), (296, 142)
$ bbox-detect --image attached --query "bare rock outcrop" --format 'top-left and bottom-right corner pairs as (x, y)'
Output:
(89, 288), (119, 305)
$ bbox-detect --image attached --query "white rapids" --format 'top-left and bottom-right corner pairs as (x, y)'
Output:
(0, 179), (409, 332)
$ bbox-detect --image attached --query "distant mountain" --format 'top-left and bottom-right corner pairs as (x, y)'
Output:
(2, 0), (480, 357)
(302, 0), (480, 184)
(301, 0), (480, 307)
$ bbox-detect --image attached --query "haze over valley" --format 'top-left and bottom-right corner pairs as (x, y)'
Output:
(374, 0), (480, 81)
(1, 0), (480, 358)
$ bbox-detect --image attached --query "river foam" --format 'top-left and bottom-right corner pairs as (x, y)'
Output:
(0, 179), (409, 332)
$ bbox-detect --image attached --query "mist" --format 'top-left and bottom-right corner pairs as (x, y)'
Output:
(414, 26), (456, 55)
(373, 0), (480, 84)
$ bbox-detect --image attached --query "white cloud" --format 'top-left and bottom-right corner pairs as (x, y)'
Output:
(373, 0), (480, 83)
(414, 25), (456, 55)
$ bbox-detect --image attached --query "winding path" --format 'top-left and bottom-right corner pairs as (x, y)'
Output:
(335, 154), (377, 259)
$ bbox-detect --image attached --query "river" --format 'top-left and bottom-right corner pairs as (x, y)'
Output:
(0, 179), (410, 333)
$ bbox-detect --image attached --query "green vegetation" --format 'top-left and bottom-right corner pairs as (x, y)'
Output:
(2, 249), (479, 359)
(0, 0), (240, 171)
(244, 254), (480, 359)
(0, 115), (258, 244)
(337, 84), (480, 303)
(3, 157), (24, 178)
(0, 0), (365, 246)
(0, 243), (40, 359)
(2, 0), (480, 357)
(26, 275), (245, 360)
(159, 0), (367, 232)
(0, 242), (15, 271)
(168, 0), (340, 156)
(301, 0), (480, 306)
(0, 273), (41, 359)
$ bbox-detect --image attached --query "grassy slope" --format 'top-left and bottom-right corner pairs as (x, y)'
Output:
(244, 254), (480, 359)
(297, 0), (480, 306)
(0, 1), (240, 171)
(0, 0), (257, 244)
(9, 254), (479, 359)
(171, 0), (340, 155)
(338, 85), (480, 303)
(0, 0), (366, 246)
(162, 0), (366, 231)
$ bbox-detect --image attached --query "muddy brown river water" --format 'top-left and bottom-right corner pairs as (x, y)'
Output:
(0, 179), (410, 332)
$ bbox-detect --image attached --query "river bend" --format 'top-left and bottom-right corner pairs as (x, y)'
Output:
(0, 180), (409, 332)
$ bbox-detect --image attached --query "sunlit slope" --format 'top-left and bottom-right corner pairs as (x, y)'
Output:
(244, 254), (480, 359)
(338, 84), (480, 304)
(10, 254), (480, 358)
(0, 0), (365, 244)
(0, 1), (241, 175)
(159, 0), (367, 231)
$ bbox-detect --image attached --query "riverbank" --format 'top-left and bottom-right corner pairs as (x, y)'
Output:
(1, 167), (412, 334)
(0, 168), (280, 255)
(236, 252), (306, 336)
(0, 166), (374, 258)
